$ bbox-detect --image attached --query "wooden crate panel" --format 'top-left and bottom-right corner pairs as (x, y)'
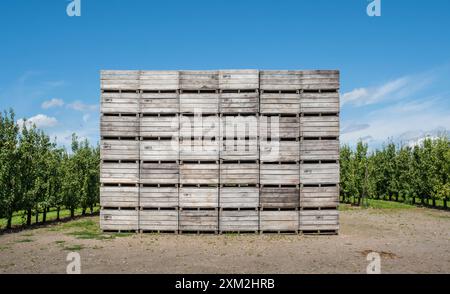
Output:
(140, 115), (178, 137)
(301, 92), (339, 113)
(180, 138), (219, 161)
(100, 209), (138, 231)
(220, 138), (258, 160)
(260, 140), (299, 162)
(260, 211), (298, 231)
(179, 163), (219, 185)
(139, 71), (179, 90)
(139, 210), (178, 231)
(180, 71), (219, 90)
(140, 163), (179, 184)
(299, 210), (339, 231)
(101, 92), (139, 113)
(260, 164), (300, 185)
(100, 162), (139, 184)
(300, 186), (339, 208)
(220, 163), (259, 185)
(300, 163), (339, 184)
(221, 115), (258, 138)
(260, 187), (299, 208)
(220, 92), (259, 113)
(260, 93), (300, 114)
(179, 187), (219, 208)
(140, 186), (178, 208)
(260, 116), (299, 138)
(141, 92), (179, 113)
(100, 140), (139, 161)
(101, 115), (139, 137)
(219, 210), (259, 231)
(219, 70), (259, 90)
(180, 93), (219, 113)
(219, 187), (259, 208)
(179, 210), (218, 231)
(179, 115), (219, 137)
(141, 140), (179, 161)
(101, 70), (140, 90)
(260, 71), (302, 90)
(300, 115), (339, 137)
(301, 70), (340, 90)
(100, 186), (139, 207)
(300, 140), (339, 161)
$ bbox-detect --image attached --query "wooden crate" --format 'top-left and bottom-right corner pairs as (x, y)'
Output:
(180, 71), (219, 90)
(179, 93), (219, 114)
(260, 211), (299, 232)
(300, 186), (339, 208)
(180, 138), (219, 161)
(139, 210), (178, 231)
(100, 139), (139, 161)
(101, 115), (139, 137)
(220, 163), (259, 185)
(300, 115), (339, 138)
(179, 209), (218, 231)
(260, 70), (302, 91)
(139, 70), (179, 90)
(220, 91), (259, 113)
(141, 92), (179, 114)
(140, 162), (179, 185)
(100, 209), (138, 231)
(221, 115), (258, 138)
(140, 186), (178, 208)
(300, 163), (340, 185)
(101, 91), (139, 114)
(260, 163), (300, 186)
(260, 140), (299, 162)
(220, 138), (258, 160)
(301, 70), (340, 90)
(300, 139), (339, 161)
(260, 187), (299, 209)
(141, 139), (179, 161)
(100, 185), (139, 208)
(100, 162), (139, 184)
(301, 91), (339, 114)
(179, 187), (218, 208)
(219, 210), (259, 232)
(179, 163), (219, 185)
(219, 187), (259, 208)
(299, 210), (339, 231)
(101, 70), (140, 91)
(260, 92), (300, 114)
(140, 115), (178, 138)
(179, 115), (220, 138)
(260, 116), (299, 139)
(219, 70), (259, 90)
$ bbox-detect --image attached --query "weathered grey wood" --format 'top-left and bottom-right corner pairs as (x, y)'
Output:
(300, 186), (339, 208)
(140, 163), (179, 184)
(101, 115), (139, 137)
(139, 210), (178, 231)
(260, 93), (301, 114)
(260, 140), (299, 162)
(301, 70), (340, 90)
(100, 209), (138, 231)
(141, 92), (179, 113)
(220, 163), (259, 185)
(259, 116), (300, 138)
(260, 163), (300, 185)
(301, 91), (339, 113)
(139, 71), (179, 90)
(260, 71), (302, 90)
(219, 70), (259, 90)
(221, 115), (258, 138)
(219, 187), (259, 208)
(101, 140), (139, 161)
(141, 140), (179, 161)
(300, 115), (339, 137)
(260, 187), (299, 208)
(100, 186), (139, 207)
(179, 210), (218, 231)
(101, 71), (140, 91)
(179, 93), (219, 113)
(179, 138), (219, 161)
(260, 211), (298, 231)
(220, 138), (259, 160)
(140, 186), (178, 208)
(179, 115), (219, 138)
(300, 163), (340, 184)
(179, 163), (219, 185)
(179, 187), (219, 208)
(101, 92), (139, 113)
(219, 210), (259, 231)
(100, 162), (139, 184)
(299, 210), (339, 231)
(300, 139), (339, 161)
(180, 71), (219, 90)
(220, 92), (259, 113)
(140, 115), (179, 137)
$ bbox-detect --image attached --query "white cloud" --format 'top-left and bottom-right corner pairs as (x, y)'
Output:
(67, 101), (98, 112)
(42, 98), (64, 109)
(17, 114), (58, 129)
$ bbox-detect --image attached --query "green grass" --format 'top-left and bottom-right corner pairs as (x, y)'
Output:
(63, 244), (84, 251)
(339, 199), (415, 210)
(15, 238), (34, 243)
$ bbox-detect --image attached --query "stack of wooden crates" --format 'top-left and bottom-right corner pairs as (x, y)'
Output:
(100, 70), (340, 234)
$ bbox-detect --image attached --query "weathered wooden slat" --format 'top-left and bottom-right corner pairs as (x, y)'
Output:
(179, 138), (219, 161)
(179, 93), (219, 113)
(139, 210), (178, 231)
(219, 210), (259, 231)
(300, 163), (340, 184)
(300, 186), (339, 208)
(300, 115), (339, 137)
(141, 92), (179, 113)
(259, 116), (299, 138)
(219, 70), (259, 90)
(260, 140), (299, 162)
(220, 163), (259, 185)
(179, 210), (218, 231)
(221, 115), (258, 138)
(301, 92), (339, 113)
(300, 139), (339, 161)
(139, 71), (179, 90)
(141, 140), (179, 161)
(220, 92), (259, 113)
(180, 71), (219, 90)
(101, 92), (139, 113)
(260, 211), (298, 231)
(140, 163), (179, 184)
(100, 162), (139, 184)
(260, 187), (299, 208)
(140, 186), (178, 208)
(100, 186), (139, 207)
(100, 209), (138, 231)
(220, 138), (259, 160)
(179, 115), (219, 138)
(179, 163), (219, 185)
(219, 187), (259, 208)
(301, 70), (340, 90)
(260, 93), (301, 114)
(299, 210), (339, 231)
(179, 187), (219, 208)
(101, 115), (139, 137)
(101, 140), (139, 161)
(101, 71), (140, 91)
(260, 163), (300, 185)
(140, 115), (179, 137)
(260, 71), (302, 90)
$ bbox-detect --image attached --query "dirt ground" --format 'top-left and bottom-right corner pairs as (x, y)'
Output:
(0, 206), (449, 274)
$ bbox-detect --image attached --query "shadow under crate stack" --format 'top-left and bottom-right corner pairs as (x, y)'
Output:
(100, 70), (340, 234)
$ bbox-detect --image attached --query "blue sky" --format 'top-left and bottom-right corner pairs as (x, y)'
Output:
(0, 0), (449, 148)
